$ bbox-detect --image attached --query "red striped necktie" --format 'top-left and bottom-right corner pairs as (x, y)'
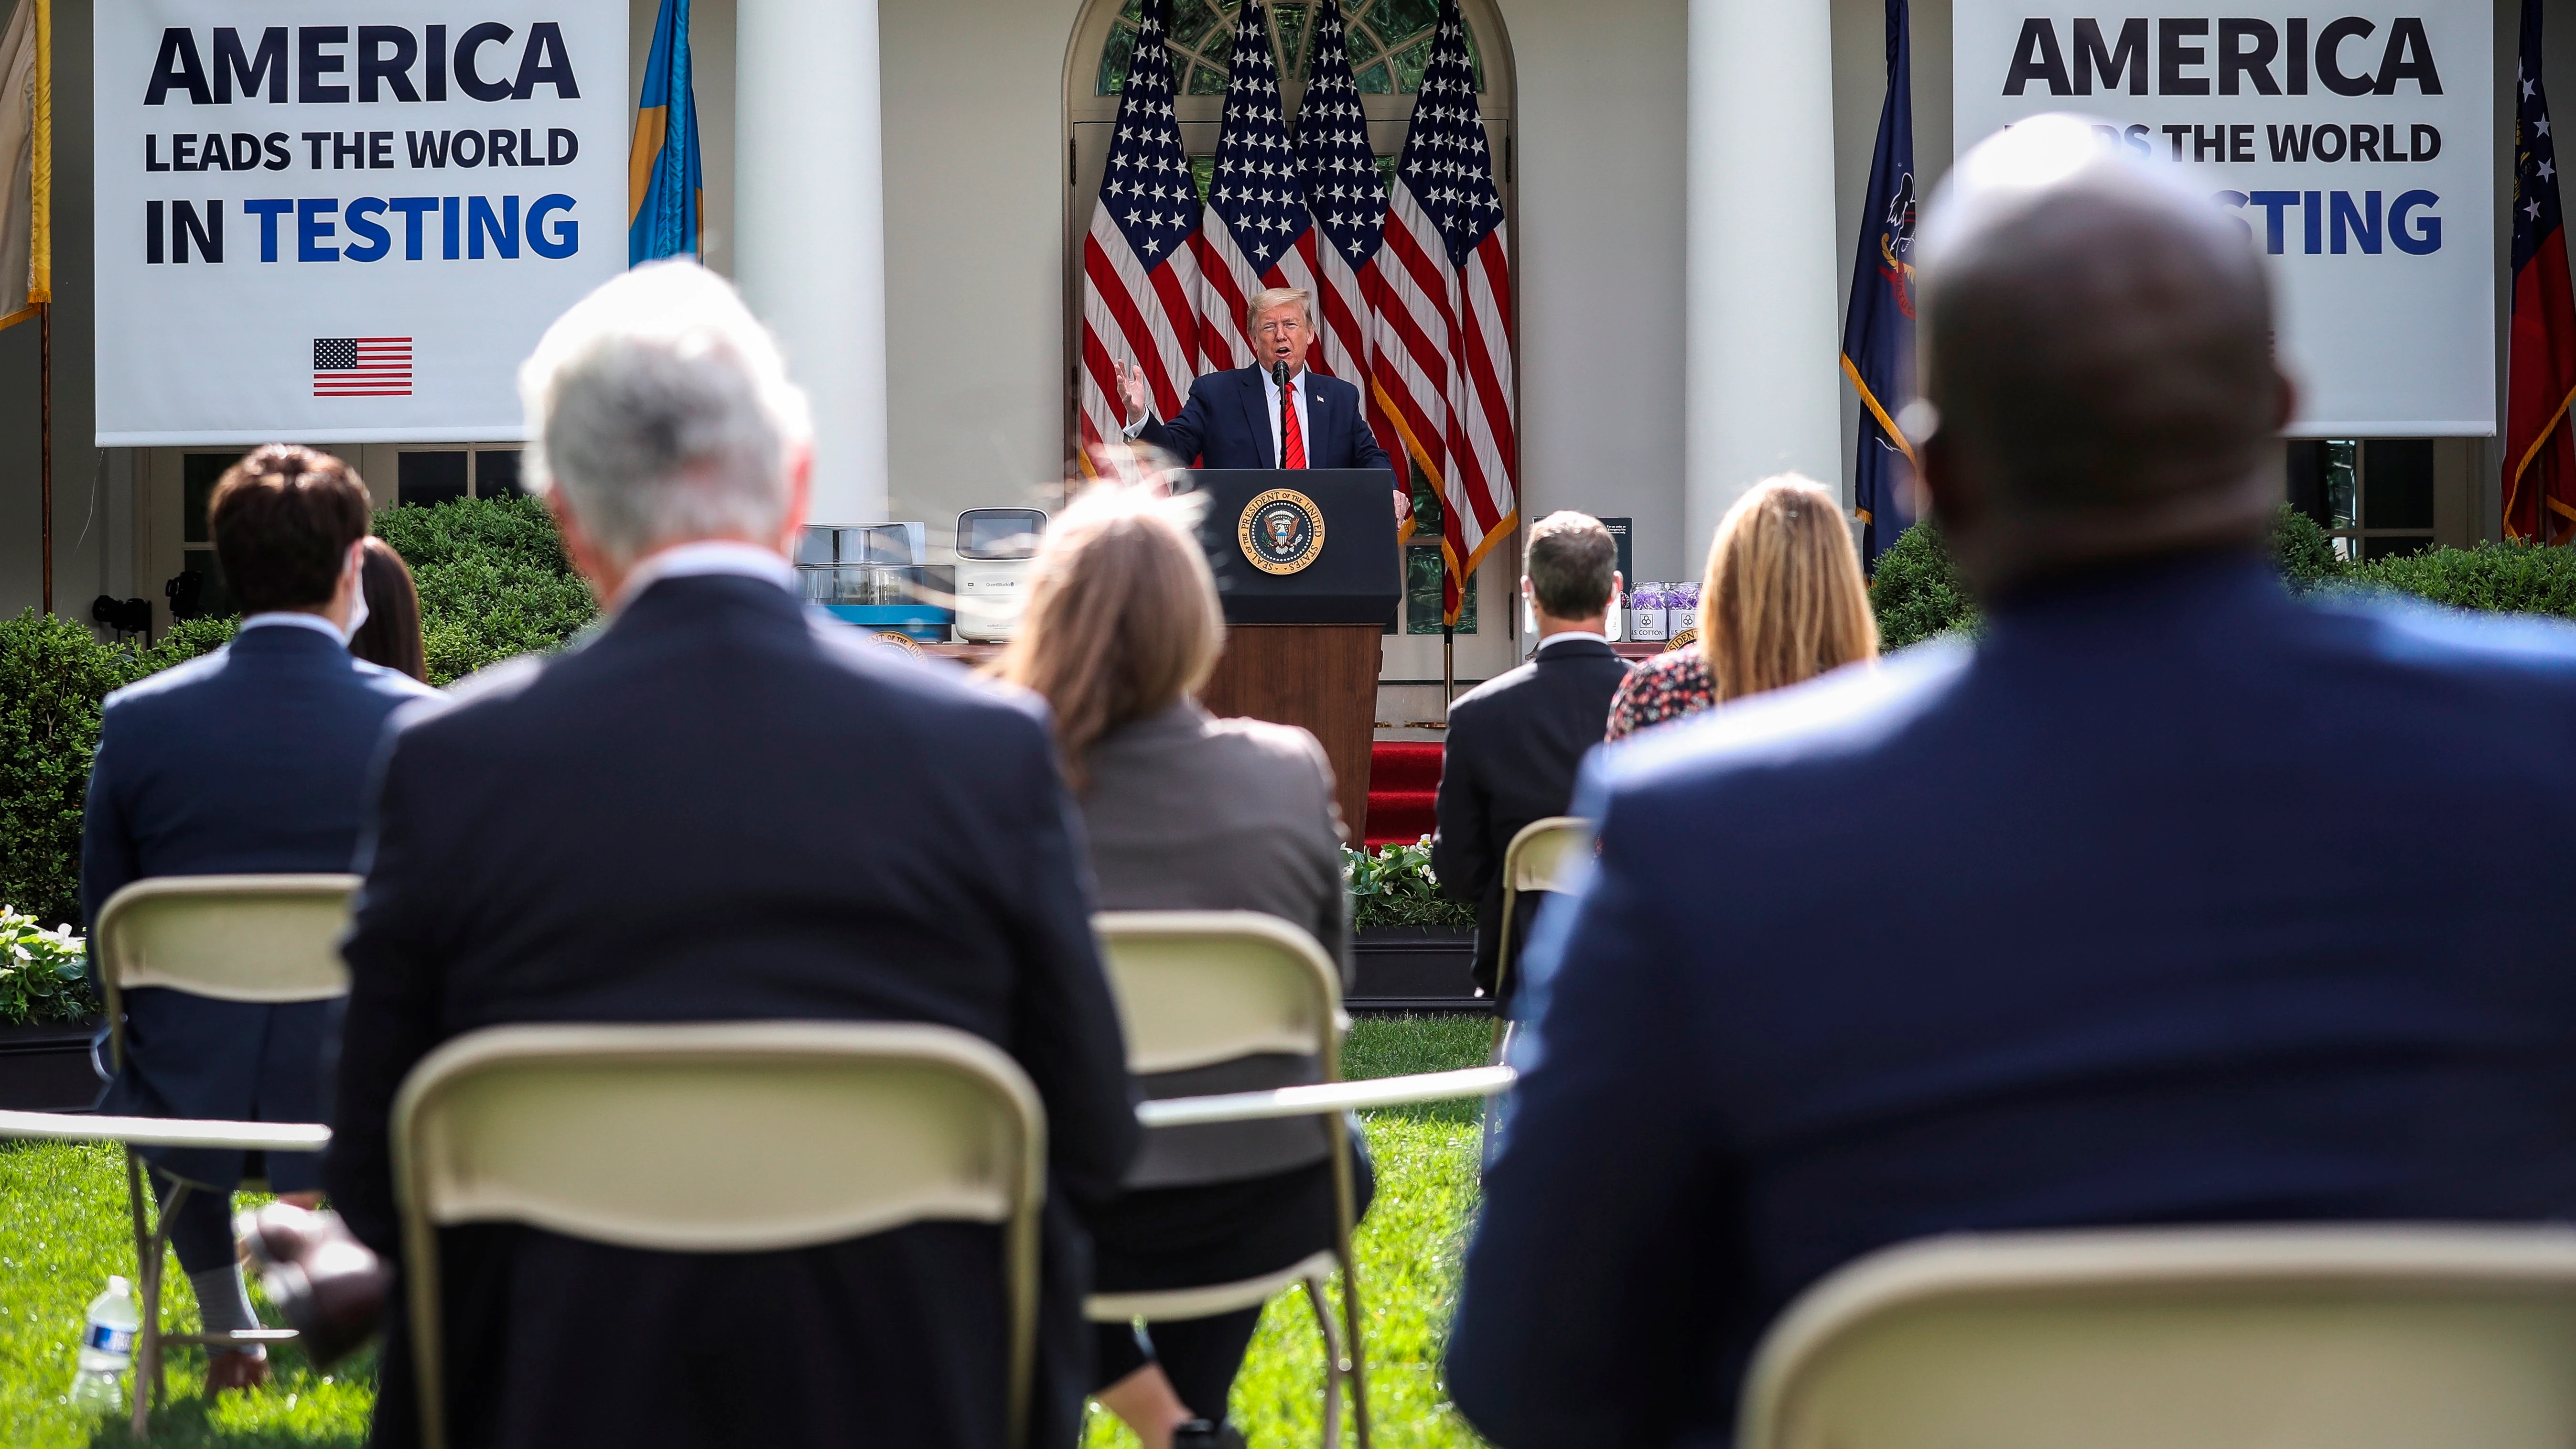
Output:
(1281, 379), (1306, 469)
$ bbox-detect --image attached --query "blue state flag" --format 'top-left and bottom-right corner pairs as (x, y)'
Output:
(629, 0), (701, 264)
(1842, 0), (1917, 569)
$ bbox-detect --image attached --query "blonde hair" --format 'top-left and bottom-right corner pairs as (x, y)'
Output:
(993, 484), (1225, 789)
(1246, 286), (1314, 333)
(1699, 475), (1878, 703)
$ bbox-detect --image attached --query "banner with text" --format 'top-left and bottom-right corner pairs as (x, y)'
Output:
(1954, 5), (2493, 435)
(96, 1), (625, 444)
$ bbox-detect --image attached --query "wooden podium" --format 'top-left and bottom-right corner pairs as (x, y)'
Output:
(1186, 470), (1404, 843)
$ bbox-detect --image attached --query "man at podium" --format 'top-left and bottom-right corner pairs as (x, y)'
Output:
(1115, 287), (1412, 521)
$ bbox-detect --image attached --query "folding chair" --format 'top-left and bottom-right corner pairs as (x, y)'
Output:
(1489, 815), (1593, 1035)
(1739, 1225), (2576, 1449)
(391, 1021), (1046, 1449)
(91, 873), (359, 1438)
(1089, 910), (1370, 1449)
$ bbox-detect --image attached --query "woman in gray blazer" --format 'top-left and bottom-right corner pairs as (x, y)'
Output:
(995, 482), (1369, 1449)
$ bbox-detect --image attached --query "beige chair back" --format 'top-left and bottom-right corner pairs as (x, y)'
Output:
(391, 1021), (1046, 1449)
(93, 874), (358, 1004)
(1092, 911), (1343, 1076)
(1505, 816), (1592, 896)
(1741, 1225), (2576, 1449)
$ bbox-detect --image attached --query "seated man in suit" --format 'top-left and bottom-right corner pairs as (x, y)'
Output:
(1430, 511), (1629, 999)
(82, 444), (438, 1395)
(325, 260), (1137, 1449)
(1447, 116), (2576, 1449)
(1115, 286), (1411, 522)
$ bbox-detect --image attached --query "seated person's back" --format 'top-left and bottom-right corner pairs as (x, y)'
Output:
(325, 264), (1137, 1449)
(84, 444), (435, 1394)
(996, 484), (1362, 1449)
(1432, 511), (1632, 995)
(1447, 119), (2576, 1449)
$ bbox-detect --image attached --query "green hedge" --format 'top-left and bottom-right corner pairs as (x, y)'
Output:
(1859, 505), (2576, 646)
(0, 498), (596, 1017)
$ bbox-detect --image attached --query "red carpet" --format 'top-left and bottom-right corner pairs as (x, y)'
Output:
(1364, 742), (1444, 848)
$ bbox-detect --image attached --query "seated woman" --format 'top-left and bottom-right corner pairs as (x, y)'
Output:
(347, 537), (428, 681)
(1607, 473), (1878, 739)
(994, 484), (1369, 1449)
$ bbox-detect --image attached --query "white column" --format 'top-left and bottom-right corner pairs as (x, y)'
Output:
(1684, 0), (1845, 552)
(735, 0), (889, 524)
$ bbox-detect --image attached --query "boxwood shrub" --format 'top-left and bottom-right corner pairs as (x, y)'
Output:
(0, 497), (597, 998)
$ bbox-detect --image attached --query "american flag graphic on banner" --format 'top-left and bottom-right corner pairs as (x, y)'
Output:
(1197, 0), (1318, 373)
(1377, 0), (1514, 621)
(313, 337), (414, 398)
(1077, 0), (1200, 463)
(1293, 0), (1399, 470)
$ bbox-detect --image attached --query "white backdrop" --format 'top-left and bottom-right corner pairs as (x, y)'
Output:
(1954, 4), (2494, 436)
(96, 1), (626, 444)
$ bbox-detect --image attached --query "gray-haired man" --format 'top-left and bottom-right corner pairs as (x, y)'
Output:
(326, 261), (1137, 1449)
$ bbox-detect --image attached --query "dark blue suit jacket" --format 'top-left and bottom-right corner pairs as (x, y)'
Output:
(1448, 555), (2576, 1449)
(81, 621), (437, 1192)
(325, 574), (1138, 1449)
(1139, 365), (1398, 485)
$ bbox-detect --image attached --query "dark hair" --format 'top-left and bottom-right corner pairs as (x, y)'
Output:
(1524, 510), (1617, 619)
(208, 445), (372, 615)
(349, 537), (426, 681)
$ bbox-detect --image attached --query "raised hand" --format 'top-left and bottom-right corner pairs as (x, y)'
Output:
(1115, 359), (1151, 429)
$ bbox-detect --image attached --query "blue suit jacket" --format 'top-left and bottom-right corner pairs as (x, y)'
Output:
(1138, 365), (1398, 485)
(81, 621), (437, 1191)
(1448, 555), (2576, 1449)
(324, 575), (1137, 1449)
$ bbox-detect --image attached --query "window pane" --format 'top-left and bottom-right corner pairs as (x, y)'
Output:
(1170, 0), (1225, 49)
(2324, 440), (2358, 531)
(1356, 62), (1391, 92)
(1189, 154), (1216, 202)
(182, 452), (243, 544)
(475, 449), (525, 498)
(1187, 61), (1228, 94)
(398, 451), (469, 509)
(178, 546), (234, 618)
(2362, 438), (2435, 530)
(2361, 533), (2434, 562)
(1274, 3), (1310, 76)
(1405, 543), (1476, 634)
(1388, 42), (1431, 94)
(1097, 21), (1139, 95)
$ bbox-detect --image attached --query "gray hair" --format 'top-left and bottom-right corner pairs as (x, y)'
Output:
(1246, 285), (1314, 334)
(517, 260), (813, 567)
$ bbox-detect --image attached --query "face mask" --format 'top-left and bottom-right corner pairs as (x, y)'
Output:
(340, 550), (371, 644)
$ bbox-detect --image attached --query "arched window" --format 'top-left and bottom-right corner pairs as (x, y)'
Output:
(1094, 0), (1490, 99)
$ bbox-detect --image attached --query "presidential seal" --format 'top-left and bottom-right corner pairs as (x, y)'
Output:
(1664, 627), (1700, 653)
(1238, 488), (1326, 576)
(873, 630), (925, 655)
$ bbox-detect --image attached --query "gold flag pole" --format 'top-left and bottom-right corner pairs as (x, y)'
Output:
(31, 0), (49, 615)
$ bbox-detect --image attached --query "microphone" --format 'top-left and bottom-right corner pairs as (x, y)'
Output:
(1272, 360), (1291, 388)
(1273, 360), (1295, 468)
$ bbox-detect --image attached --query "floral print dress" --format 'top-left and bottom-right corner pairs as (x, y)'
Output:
(1605, 649), (1718, 741)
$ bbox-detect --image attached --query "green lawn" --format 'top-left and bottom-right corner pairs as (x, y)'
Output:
(0, 1014), (1494, 1448)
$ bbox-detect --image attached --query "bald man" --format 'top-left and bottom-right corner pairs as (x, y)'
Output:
(1448, 117), (2576, 1449)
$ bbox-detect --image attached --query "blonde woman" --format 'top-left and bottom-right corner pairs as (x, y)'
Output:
(1606, 475), (1879, 739)
(994, 484), (1368, 1449)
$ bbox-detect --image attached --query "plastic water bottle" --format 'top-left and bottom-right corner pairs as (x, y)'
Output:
(67, 1275), (138, 1414)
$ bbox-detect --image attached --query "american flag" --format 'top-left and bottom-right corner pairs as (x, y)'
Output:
(1377, 0), (1514, 622)
(313, 337), (413, 398)
(1294, 0), (1400, 472)
(1197, 1), (1317, 372)
(1078, 0), (1201, 462)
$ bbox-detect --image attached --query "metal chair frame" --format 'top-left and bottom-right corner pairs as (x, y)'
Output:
(1488, 815), (1593, 1039)
(390, 1020), (1046, 1449)
(1740, 1225), (2576, 1449)
(1090, 910), (1372, 1449)
(91, 873), (359, 1439)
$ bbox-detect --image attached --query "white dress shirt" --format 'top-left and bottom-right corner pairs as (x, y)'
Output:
(237, 611), (347, 639)
(615, 539), (798, 610)
(1534, 630), (1608, 653)
(1126, 366), (1314, 468)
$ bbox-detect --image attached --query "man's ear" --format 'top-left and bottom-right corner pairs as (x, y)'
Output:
(779, 444), (814, 548)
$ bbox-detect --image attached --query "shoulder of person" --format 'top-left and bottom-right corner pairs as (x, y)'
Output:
(1449, 658), (1542, 717)
(379, 651), (549, 752)
(1308, 370), (1362, 405)
(100, 644), (234, 717)
(1601, 639), (1966, 799)
(803, 613), (1056, 741)
(2311, 590), (2576, 690)
(349, 658), (444, 703)
(1194, 712), (1336, 788)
